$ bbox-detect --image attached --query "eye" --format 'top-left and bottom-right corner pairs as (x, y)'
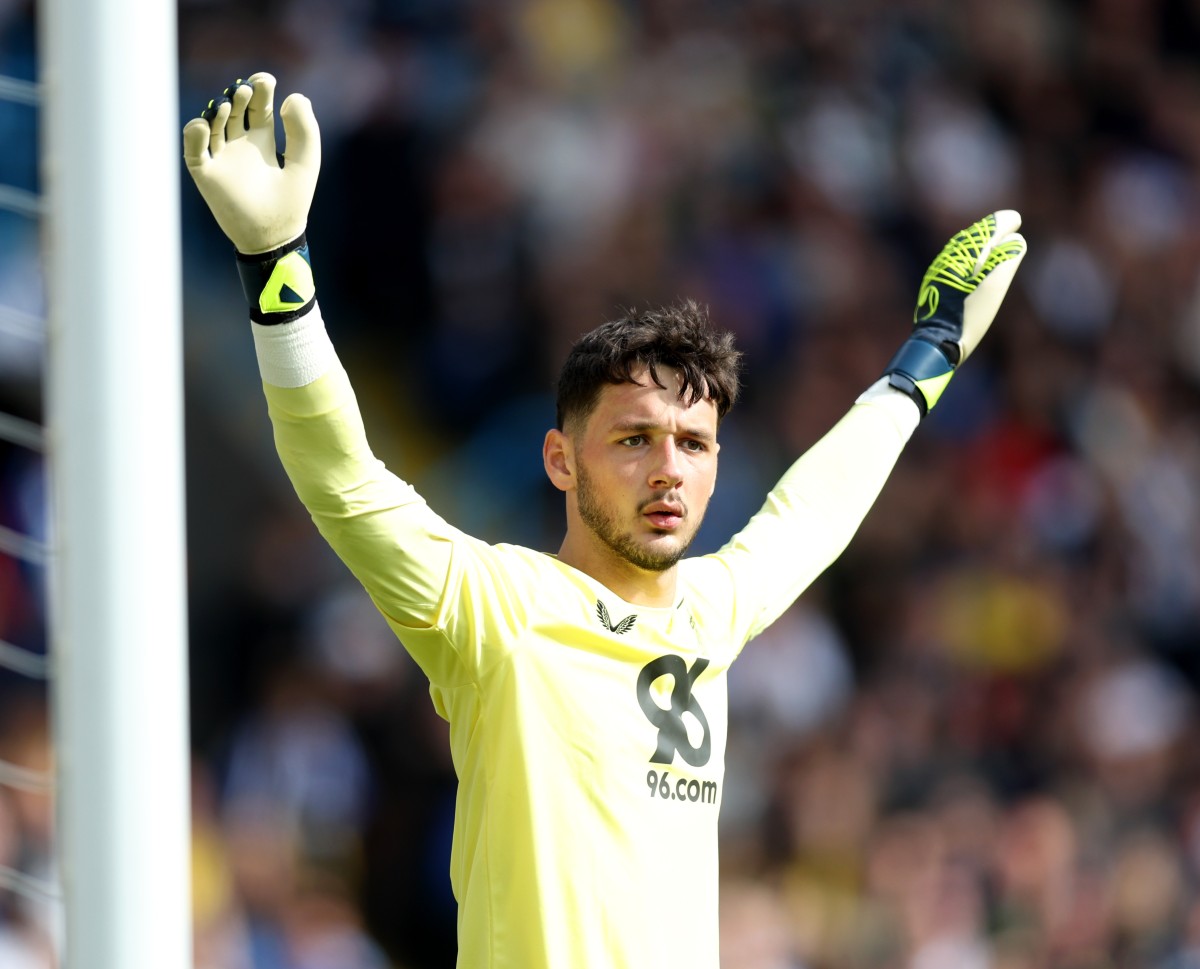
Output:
(680, 439), (707, 453)
(619, 434), (646, 447)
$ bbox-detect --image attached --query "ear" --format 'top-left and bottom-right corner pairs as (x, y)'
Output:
(543, 428), (575, 492)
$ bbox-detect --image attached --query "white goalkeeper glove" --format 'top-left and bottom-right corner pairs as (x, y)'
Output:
(183, 73), (321, 323)
(883, 210), (1027, 416)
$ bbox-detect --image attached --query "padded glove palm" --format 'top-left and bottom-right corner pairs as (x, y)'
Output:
(182, 72), (320, 256)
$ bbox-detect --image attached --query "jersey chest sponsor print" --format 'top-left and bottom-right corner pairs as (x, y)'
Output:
(592, 597), (722, 809)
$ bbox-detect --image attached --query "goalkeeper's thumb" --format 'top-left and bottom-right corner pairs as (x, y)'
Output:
(279, 92), (320, 173)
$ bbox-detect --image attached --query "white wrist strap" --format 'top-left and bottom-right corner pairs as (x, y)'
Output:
(251, 302), (337, 388)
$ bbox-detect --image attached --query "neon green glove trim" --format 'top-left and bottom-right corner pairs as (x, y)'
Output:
(915, 214), (1002, 319)
(259, 249), (316, 315)
(914, 370), (955, 410)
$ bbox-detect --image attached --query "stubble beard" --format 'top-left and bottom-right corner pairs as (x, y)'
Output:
(575, 464), (697, 573)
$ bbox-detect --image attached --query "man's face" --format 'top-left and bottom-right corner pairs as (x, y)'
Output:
(570, 367), (720, 573)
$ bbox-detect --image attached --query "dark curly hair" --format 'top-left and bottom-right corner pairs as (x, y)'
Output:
(555, 300), (742, 433)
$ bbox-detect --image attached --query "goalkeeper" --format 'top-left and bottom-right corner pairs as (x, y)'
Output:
(183, 72), (1026, 969)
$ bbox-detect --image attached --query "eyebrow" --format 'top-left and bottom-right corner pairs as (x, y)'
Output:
(611, 420), (716, 444)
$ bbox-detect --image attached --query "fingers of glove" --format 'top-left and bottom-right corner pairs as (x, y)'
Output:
(959, 231), (1028, 363)
(989, 209), (1023, 243)
(197, 97), (233, 156)
(994, 208), (1022, 232)
(182, 117), (213, 171)
(224, 78), (254, 140)
(975, 231), (1027, 291)
(245, 71), (277, 135)
(972, 209), (1024, 276)
(279, 93), (321, 171)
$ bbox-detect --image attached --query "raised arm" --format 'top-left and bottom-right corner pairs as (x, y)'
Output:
(712, 212), (1028, 642)
(182, 74), (470, 685)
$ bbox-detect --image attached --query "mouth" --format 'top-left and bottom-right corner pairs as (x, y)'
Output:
(643, 501), (685, 531)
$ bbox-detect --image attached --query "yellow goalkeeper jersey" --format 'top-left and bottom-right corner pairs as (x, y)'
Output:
(254, 308), (915, 969)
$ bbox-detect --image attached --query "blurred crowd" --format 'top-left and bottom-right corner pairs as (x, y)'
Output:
(7, 0), (1200, 966)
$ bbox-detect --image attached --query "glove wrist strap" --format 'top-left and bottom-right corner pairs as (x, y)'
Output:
(883, 337), (956, 418)
(236, 234), (316, 325)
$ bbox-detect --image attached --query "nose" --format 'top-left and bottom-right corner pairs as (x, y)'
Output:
(648, 438), (683, 489)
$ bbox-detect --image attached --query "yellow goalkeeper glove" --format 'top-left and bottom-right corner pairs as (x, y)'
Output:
(183, 73), (321, 323)
(884, 210), (1027, 416)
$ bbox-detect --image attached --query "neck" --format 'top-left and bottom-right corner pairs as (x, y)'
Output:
(556, 532), (679, 608)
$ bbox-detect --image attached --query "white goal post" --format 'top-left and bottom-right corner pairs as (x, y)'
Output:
(39, 0), (192, 966)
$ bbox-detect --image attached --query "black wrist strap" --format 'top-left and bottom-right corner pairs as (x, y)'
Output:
(881, 337), (956, 419)
(235, 234), (316, 325)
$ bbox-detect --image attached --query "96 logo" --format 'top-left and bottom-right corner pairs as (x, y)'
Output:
(636, 654), (711, 766)
(636, 654), (719, 806)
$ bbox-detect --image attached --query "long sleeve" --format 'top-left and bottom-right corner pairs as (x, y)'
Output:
(251, 304), (471, 687)
(689, 380), (920, 646)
